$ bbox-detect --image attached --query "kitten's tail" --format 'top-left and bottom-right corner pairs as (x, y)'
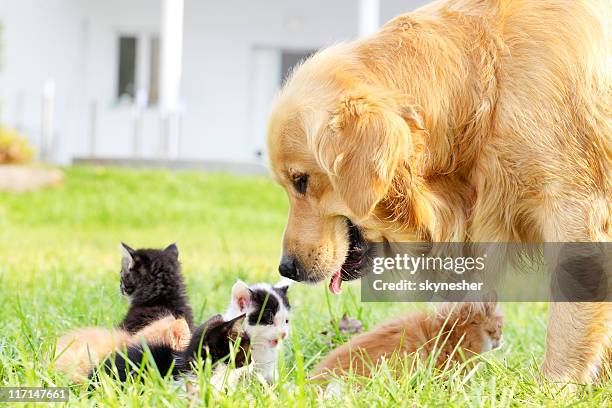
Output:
(55, 316), (191, 383)
(90, 317), (191, 383)
(53, 327), (131, 382)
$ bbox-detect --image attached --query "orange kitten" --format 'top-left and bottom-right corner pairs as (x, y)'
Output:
(312, 302), (503, 379)
(54, 316), (190, 382)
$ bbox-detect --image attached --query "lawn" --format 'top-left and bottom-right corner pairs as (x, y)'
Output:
(0, 166), (609, 407)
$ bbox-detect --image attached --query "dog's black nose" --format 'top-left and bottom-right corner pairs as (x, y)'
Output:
(278, 256), (302, 281)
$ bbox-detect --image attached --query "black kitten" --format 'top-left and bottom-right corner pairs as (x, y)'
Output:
(118, 243), (193, 333)
(182, 314), (250, 370)
(96, 314), (248, 382)
(97, 343), (182, 383)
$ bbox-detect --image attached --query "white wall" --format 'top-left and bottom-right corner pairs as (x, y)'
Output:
(180, 0), (359, 162)
(0, 0), (83, 162)
(0, 0), (428, 164)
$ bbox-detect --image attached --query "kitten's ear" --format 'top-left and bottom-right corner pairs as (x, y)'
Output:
(274, 285), (289, 296)
(164, 243), (179, 259)
(212, 314), (246, 341)
(225, 313), (246, 334)
(120, 242), (135, 268)
(483, 291), (498, 314)
(275, 277), (294, 294)
(120, 242), (135, 258)
(483, 291), (497, 303)
(231, 280), (251, 312)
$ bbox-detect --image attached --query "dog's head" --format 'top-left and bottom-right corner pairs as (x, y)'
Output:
(267, 51), (426, 292)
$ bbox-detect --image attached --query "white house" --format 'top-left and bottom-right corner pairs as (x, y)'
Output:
(0, 0), (427, 166)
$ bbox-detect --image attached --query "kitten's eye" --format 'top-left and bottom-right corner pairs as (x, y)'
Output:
(292, 174), (308, 195)
(285, 319), (289, 324)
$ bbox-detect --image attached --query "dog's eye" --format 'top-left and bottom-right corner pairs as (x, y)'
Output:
(292, 174), (308, 195)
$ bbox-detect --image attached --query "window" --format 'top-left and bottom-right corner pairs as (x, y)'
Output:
(117, 36), (137, 102)
(115, 34), (159, 106)
(280, 50), (316, 85)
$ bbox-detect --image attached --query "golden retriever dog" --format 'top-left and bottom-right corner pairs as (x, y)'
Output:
(266, 0), (611, 384)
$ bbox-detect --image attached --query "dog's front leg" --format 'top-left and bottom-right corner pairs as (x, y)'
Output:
(542, 302), (612, 383)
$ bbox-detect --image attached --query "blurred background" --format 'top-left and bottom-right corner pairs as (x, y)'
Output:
(0, 0), (427, 169)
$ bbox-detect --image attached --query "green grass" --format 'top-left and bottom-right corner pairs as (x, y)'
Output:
(0, 166), (609, 407)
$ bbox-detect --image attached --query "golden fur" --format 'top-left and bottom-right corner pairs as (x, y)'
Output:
(53, 316), (191, 382)
(267, 0), (611, 383)
(312, 302), (503, 379)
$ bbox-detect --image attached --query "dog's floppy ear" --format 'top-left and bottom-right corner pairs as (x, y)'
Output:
(320, 92), (424, 218)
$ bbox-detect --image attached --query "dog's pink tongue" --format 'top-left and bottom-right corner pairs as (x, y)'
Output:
(329, 270), (343, 295)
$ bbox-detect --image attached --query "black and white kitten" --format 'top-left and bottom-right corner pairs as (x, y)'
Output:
(118, 243), (193, 333)
(222, 280), (291, 383)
